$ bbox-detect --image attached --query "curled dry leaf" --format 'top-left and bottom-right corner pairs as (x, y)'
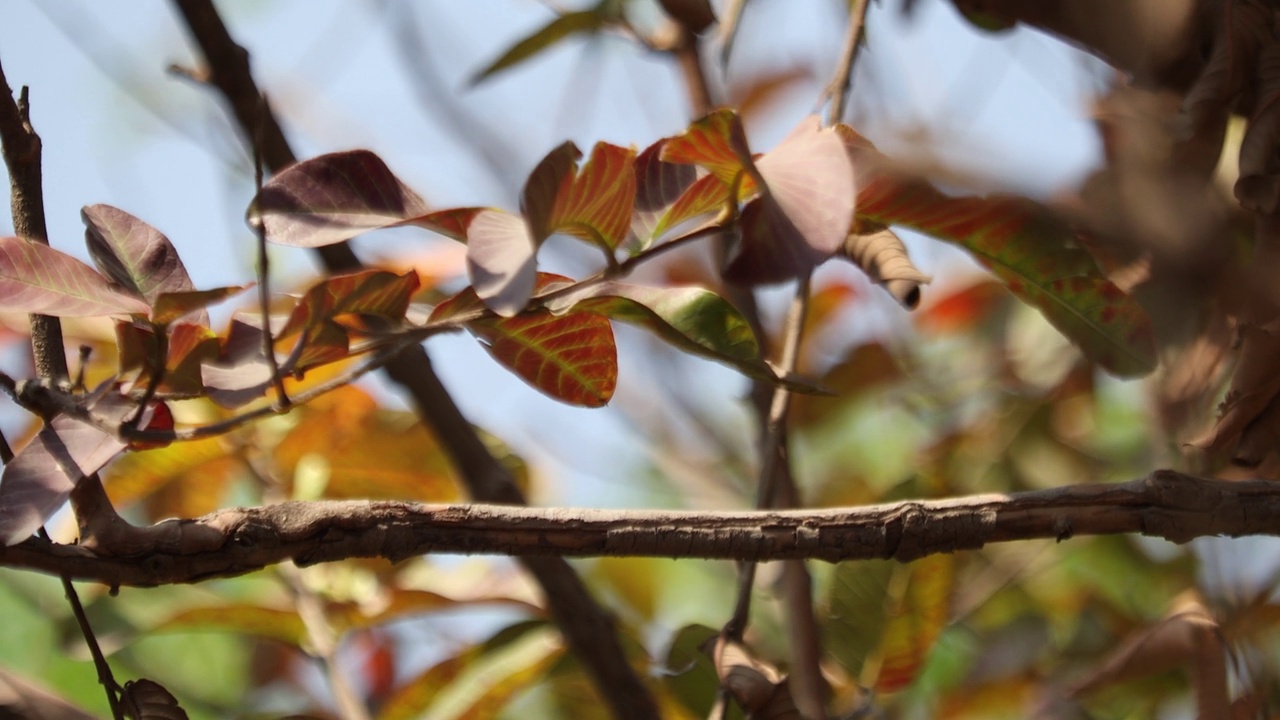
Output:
(120, 678), (188, 720)
(839, 220), (931, 309)
(712, 636), (802, 719)
(1179, 0), (1274, 137)
(1235, 40), (1280, 214)
(1189, 318), (1280, 466)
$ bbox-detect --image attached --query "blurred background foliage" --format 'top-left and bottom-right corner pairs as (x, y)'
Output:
(0, 0), (1276, 718)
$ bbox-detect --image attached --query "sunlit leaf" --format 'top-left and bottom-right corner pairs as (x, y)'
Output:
(728, 116), (856, 283)
(825, 559), (894, 680)
(842, 125), (1157, 377)
(547, 141), (637, 250)
(546, 281), (771, 378)
(661, 109), (756, 186)
(251, 150), (430, 248)
(465, 209), (538, 317)
(150, 285), (251, 326)
(416, 207), (487, 242)
(471, 10), (607, 84)
(433, 276), (618, 407)
(82, 204), (196, 308)
(663, 624), (721, 717)
(633, 138), (699, 244)
(116, 321), (221, 398)
(0, 236), (150, 317)
(652, 173), (732, 241)
(280, 269), (420, 371)
(103, 436), (234, 518)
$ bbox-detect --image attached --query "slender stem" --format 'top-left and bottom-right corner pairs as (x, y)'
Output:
(250, 94), (289, 409)
(674, 30), (714, 116)
(827, 0), (871, 126)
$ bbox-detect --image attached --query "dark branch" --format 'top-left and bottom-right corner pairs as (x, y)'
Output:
(3, 471), (1274, 587)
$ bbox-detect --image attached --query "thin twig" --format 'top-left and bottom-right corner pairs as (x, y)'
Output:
(827, 0), (871, 126)
(717, 0), (748, 71)
(250, 93), (289, 410)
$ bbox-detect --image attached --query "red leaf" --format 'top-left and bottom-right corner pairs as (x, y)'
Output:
(433, 274), (617, 407)
(414, 207), (487, 242)
(661, 109), (756, 186)
(150, 285), (251, 326)
(0, 236), (150, 317)
(251, 150), (430, 248)
(547, 141), (637, 249)
(653, 173), (733, 240)
(281, 270), (420, 371)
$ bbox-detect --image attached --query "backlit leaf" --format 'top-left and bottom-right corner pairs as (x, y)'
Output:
(103, 436), (234, 518)
(547, 141), (637, 250)
(842, 126), (1157, 377)
(661, 109), (756, 186)
(416, 207), (487, 242)
(82, 204), (196, 307)
(546, 281), (770, 378)
(150, 285), (251, 326)
(433, 276), (618, 407)
(471, 10), (607, 84)
(652, 173), (732, 240)
(465, 209), (538, 316)
(872, 553), (954, 693)
(0, 236), (150, 317)
(633, 138), (698, 244)
(280, 269), (420, 371)
(117, 321), (221, 398)
(251, 150), (430, 248)
(728, 116), (856, 283)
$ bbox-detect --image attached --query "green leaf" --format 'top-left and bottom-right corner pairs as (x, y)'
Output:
(0, 236), (150, 317)
(844, 127), (1157, 377)
(471, 10), (608, 84)
(546, 281), (762, 371)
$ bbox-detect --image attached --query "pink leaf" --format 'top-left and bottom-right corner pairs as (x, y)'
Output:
(0, 236), (150, 317)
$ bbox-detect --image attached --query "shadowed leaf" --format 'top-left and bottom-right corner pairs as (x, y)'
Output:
(251, 150), (430, 248)
(652, 173), (732, 241)
(523, 141), (581, 243)
(433, 275), (618, 407)
(471, 10), (607, 84)
(0, 236), (150, 317)
(120, 679), (188, 720)
(82, 204), (196, 308)
(659, 0), (717, 33)
(117, 321), (221, 398)
(0, 393), (138, 545)
(416, 207), (487, 242)
(712, 636), (801, 719)
(841, 125), (1157, 377)
(633, 138), (698, 244)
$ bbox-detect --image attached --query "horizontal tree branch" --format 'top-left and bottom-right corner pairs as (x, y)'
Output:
(4, 470), (1276, 587)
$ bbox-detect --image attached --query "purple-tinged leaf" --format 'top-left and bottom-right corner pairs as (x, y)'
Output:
(633, 138), (698, 244)
(413, 207), (487, 242)
(82, 204), (196, 308)
(150, 285), (251, 326)
(522, 142), (580, 243)
(251, 150), (430, 248)
(465, 209), (538, 316)
(0, 236), (150, 317)
(727, 116), (856, 283)
(0, 393), (138, 545)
